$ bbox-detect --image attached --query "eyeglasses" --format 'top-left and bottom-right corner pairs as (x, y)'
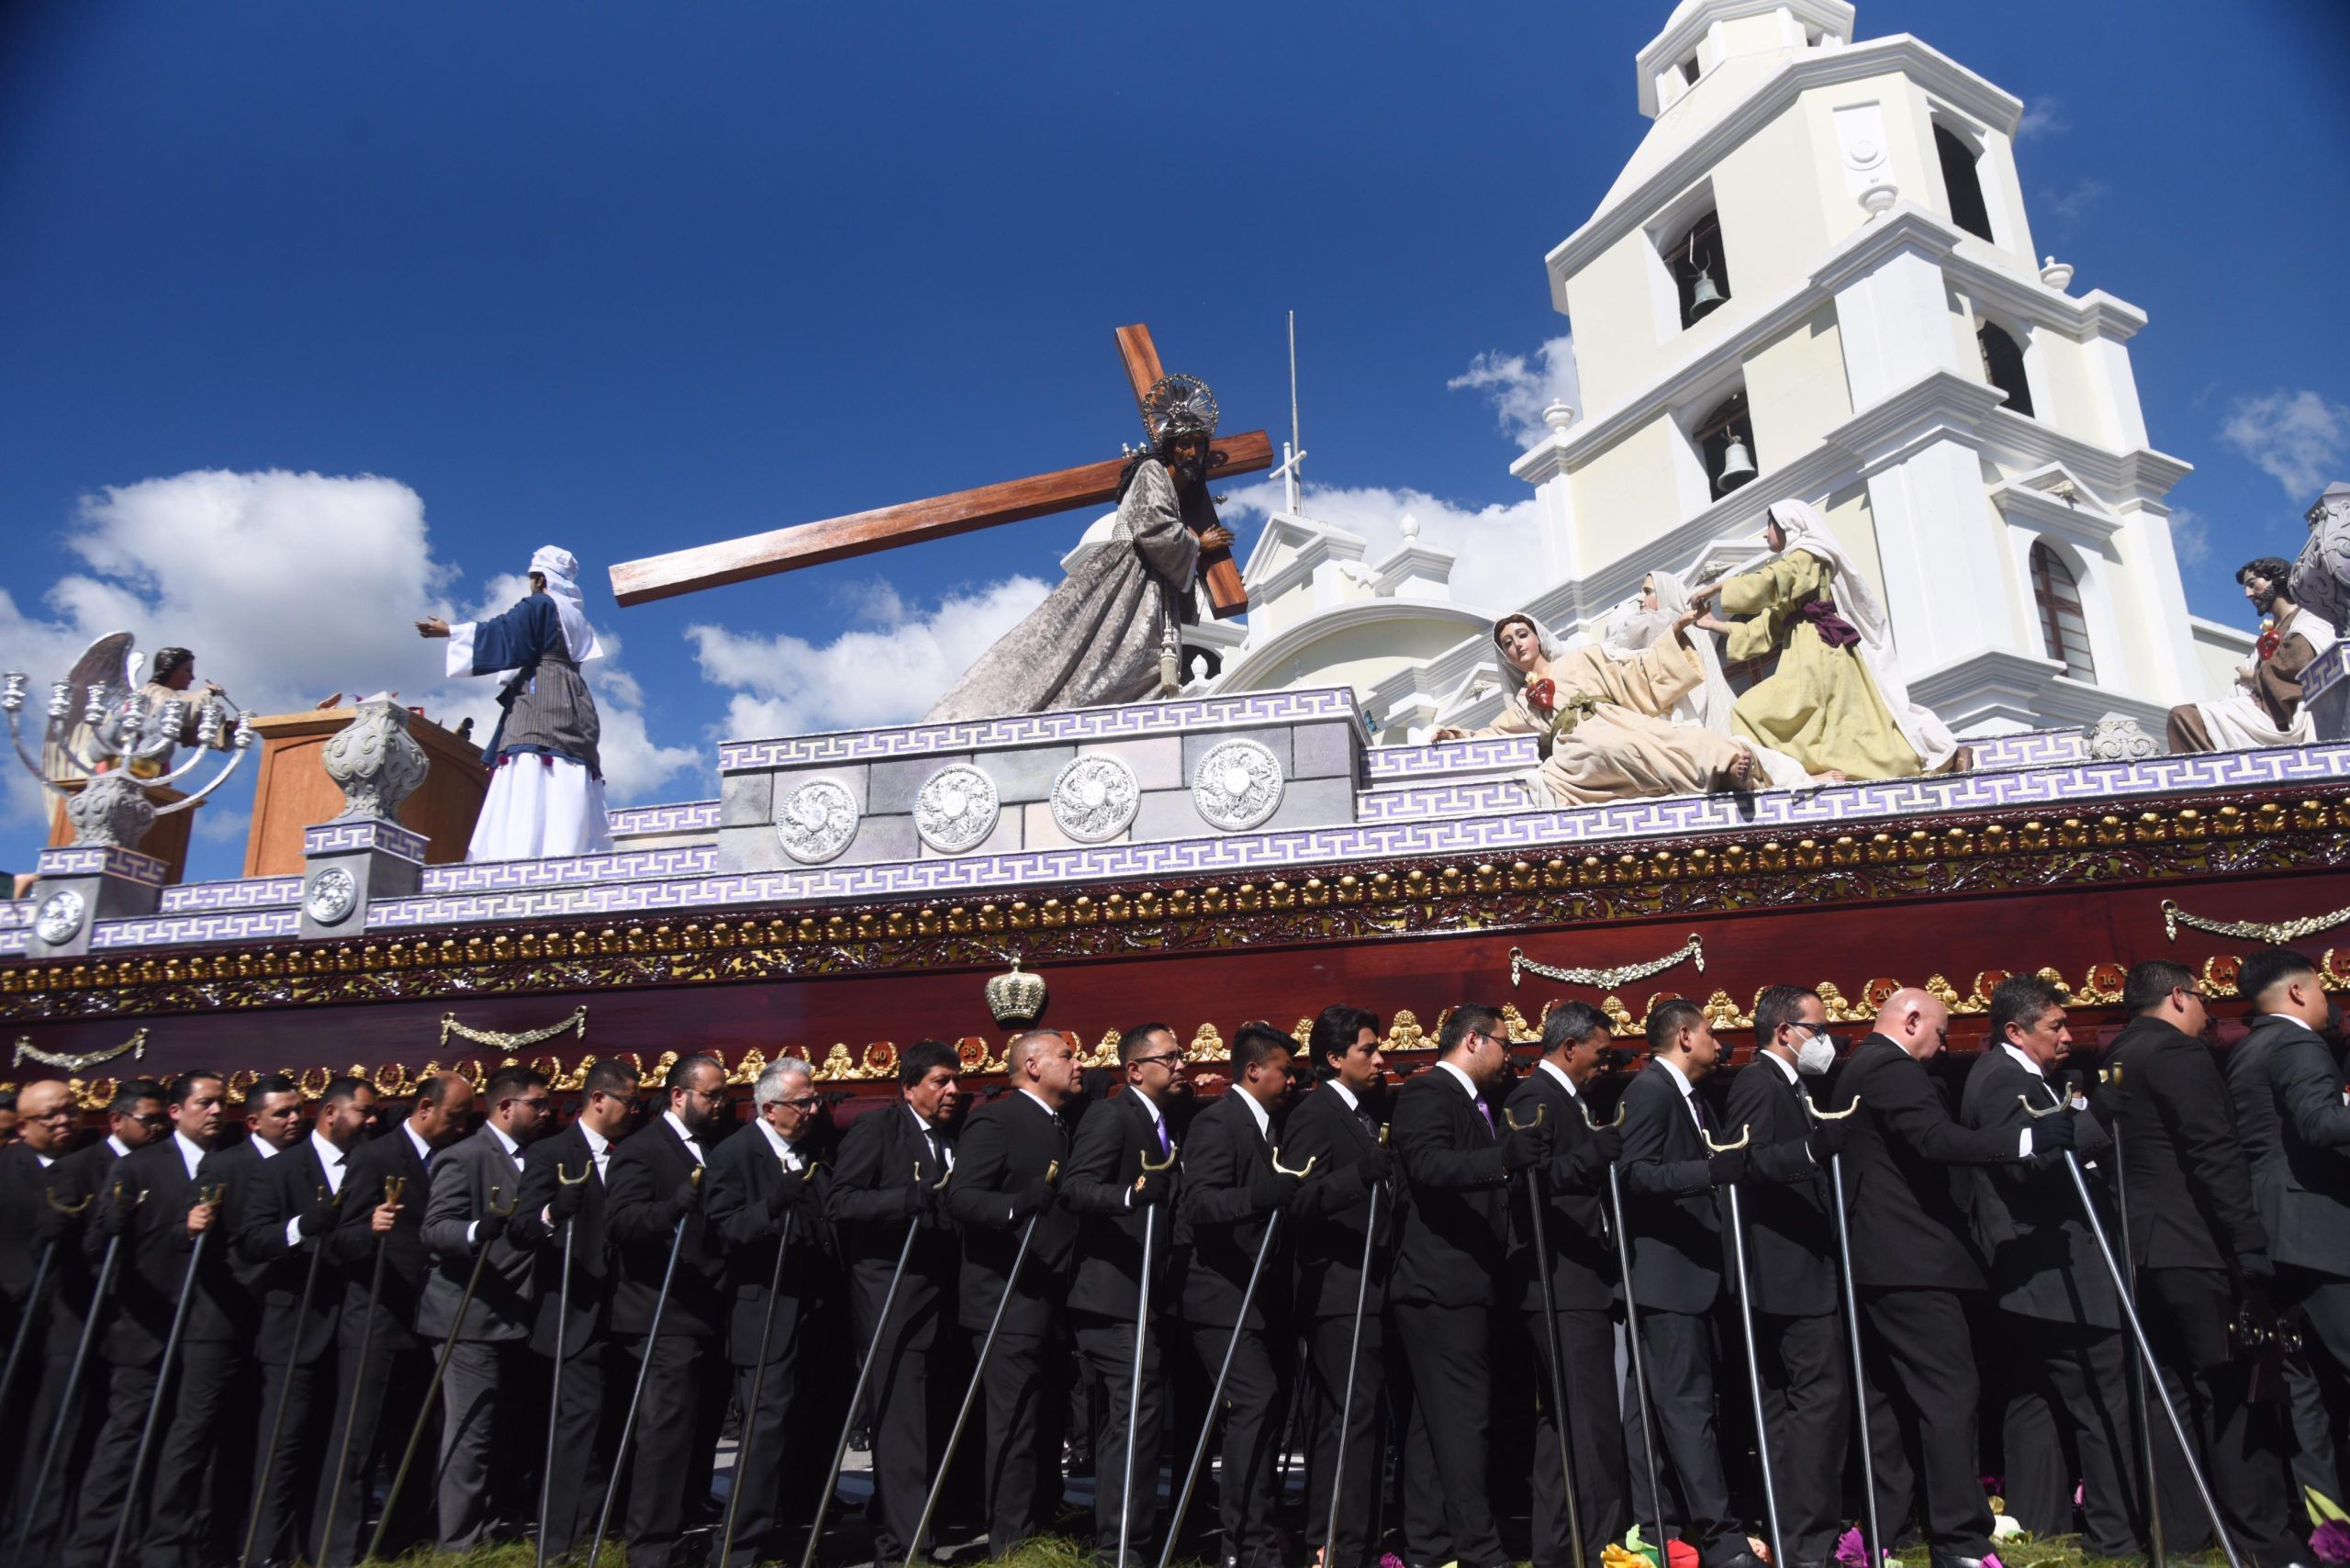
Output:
(1471, 1030), (1509, 1049)
(775, 1095), (821, 1113)
(127, 1112), (169, 1128)
(1131, 1051), (1184, 1070)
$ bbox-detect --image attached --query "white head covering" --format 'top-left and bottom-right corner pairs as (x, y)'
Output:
(1762, 499), (1956, 770)
(530, 545), (604, 664)
(1599, 568), (1812, 788)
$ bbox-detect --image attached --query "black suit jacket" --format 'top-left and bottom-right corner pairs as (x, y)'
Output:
(1830, 1035), (2020, 1291)
(39, 1137), (121, 1357)
(1, 1139), (92, 1359)
(1722, 1057), (1838, 1316)
(827, 1099), (958, 1349)
(233, 1136), (346, 1366)
(1282, 1083), (1394, 1320)
(1960, 1049), (2120, 1328)
(1618, 1059), (1724, 1315)
(1502, 1067), (1617, 1315)
(1174, 1090), (1289, 1330)
(606, 1116), (726, 1340)
(509, 1123), (616, 1358)
(706, 1121), (840, 1366)
(2098, 1014), (2267, 1273)
(101, 1135), (259, 1358)
(2227, 1016), (2350, 1278)
(1059, 1087), (1181, 1320)
(946, 1091), (1075, 1338)
(325, 1125), (436, 1351)
(1388, 1067), (1510, 1309)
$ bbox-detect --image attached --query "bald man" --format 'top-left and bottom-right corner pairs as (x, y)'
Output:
(1830, 989), (2073, 1568)
(0, 1080), (79, 1545)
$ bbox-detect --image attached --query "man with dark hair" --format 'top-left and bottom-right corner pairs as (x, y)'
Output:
(420, 1064), (550, 1548)
(1963, 976), (2143, 1554)
(2171, 556), (2338, 752)
(1618, 1000), (1756, 1568)
(236, 1075), (377, 1566)
(314, 1069), (476, 1565)
(2102, 960), (2302, 1562)
(510, 1056), (640, 1558)
(65, 1070), (247, 1568)
(607, 1053), (733, 1565)
(1720, 985), (1849, 1568)
(946, 1029), (1082, 1557)
(1061, 1022), (1189, 1564)
(1832, 989), (2062, 1568)
(1505, 1001), (1628, 1568)
(708, 1057), (836, 1566)
(1388, 1003), (1547, 1568)
(2227, 946), (2350, 1505)
(1282, 1006), (1391, 1568)
(827, 1038), (963, 1565)
(1176, 1023), (1307, 1568)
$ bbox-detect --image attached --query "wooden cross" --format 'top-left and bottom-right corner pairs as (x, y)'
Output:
(608, 324), (1261, 618)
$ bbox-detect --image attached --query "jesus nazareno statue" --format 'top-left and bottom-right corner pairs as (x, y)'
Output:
(923, 375), (1235, 723)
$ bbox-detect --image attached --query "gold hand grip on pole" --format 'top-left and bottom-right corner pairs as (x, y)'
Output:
(1578, 1099), (1628, 1130)
(555, 1161), (589, 1187)
(1270, 1148), (1316, 1179)
(45, 1188), (93, 1216)
(1702, 1125), (1751, 1154)
(1505, 1104), (1547, 1133)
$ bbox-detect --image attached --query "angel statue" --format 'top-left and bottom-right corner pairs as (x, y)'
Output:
(924, 374), (1235, 722)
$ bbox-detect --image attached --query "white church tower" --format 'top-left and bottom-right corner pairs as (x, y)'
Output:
(1220, 0), (2247, 741)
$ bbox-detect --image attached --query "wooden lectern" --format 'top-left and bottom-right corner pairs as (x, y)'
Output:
(241, 709), (490, 878)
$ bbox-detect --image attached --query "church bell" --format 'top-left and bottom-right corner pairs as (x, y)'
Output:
(1716, 434), (1756, 492)
(1688, 265), (1726, 319)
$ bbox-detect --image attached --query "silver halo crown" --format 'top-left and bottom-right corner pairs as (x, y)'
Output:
(1140, 373), (1218, 449)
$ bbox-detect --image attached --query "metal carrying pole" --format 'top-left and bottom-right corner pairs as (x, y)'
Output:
(0, 1190), (84, 1413)
(1800, 1094), (1882, 1568)
(238, 1183), (340, 1568)
(1583, 1098), (1667, 1553)
(2103, 1065), (2165, 1568)
(589, 1164), (703, 1568)
(104, 1182), (227, 1568)
(1703, 1124), (1785, 1568)
(533, 1160), (591, 1568)
(1321, 1127), (1387, 1568)
(1118, 1140), (1179, 1568)
(1508, 1104), (1588, 1568)
(316, 1172), (406, 1565)
(15, 1182), (130, 1561)
(717, 1157), (813, 1568)
(2016, 1089), (2238, 1568)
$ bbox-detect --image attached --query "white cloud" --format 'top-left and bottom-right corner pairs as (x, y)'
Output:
(2016, 96), (2070, 140)
(688, 574), (1051, 740)
(1221, 476), (1544, 615)
(2220, 389), (2350, 498)
(1448, 334), (1582, 447)
(2167, 505), (2212, 567)
(2043, 177), (2109, 224)
(0, 470), (699, 843)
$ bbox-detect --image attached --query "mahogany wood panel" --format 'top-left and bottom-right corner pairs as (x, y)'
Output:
(1114, 323), (1248, 619)
(610, 431), (1273, 607)
(241, 710), (488, 876)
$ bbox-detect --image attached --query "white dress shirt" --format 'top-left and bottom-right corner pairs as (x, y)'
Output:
(1538, 1058), (1582, 1097)
(665, 1109), (706, 1165)
(1234, 1087), (1272, 1141)
(1654, 1056), (1704, 1127)
(464, 1123), (524, 1243)
(173, 1130), (207, 1182)
(754, 1114), (807, 1172)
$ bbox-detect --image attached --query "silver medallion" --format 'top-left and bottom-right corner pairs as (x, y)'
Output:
(33, 887), (86, 945)
(305, 866), (360, 925)
(1191, 739), (1285, 832)
(914, 763), (1002, 854)
(1050, 755), (1140, 844)
(777, 779), (859, 865)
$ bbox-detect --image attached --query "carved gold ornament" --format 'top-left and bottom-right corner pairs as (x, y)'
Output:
(1510, 934), (1705, 991)
(439, 1005), (588, 1053)
(2161, 898), (2350, 946)
(12, 1026), (147, 1073)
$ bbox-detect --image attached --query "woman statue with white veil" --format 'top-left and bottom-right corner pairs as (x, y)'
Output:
(417, 544), (615, 862)
(1688, 499), (1964, 779)
(1600, 568), (1814, 790)
(1434, 608), (1759, 807)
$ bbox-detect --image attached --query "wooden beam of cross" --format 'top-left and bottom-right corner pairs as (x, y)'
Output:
(608, 324), (1261, 616)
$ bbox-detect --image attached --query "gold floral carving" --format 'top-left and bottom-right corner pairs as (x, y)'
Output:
(13, 1027), (148, 1073)
(439, 1005), (588, 1053)
(2162, 897), (2350, 946)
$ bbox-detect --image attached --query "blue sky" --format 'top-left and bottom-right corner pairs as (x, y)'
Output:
(3, 0), (2345, 880)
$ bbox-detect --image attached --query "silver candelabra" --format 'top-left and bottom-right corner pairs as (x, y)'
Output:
(3, 654), (254, 852)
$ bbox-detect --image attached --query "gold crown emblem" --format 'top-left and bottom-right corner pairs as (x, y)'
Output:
(984, 956), (1047, 1028)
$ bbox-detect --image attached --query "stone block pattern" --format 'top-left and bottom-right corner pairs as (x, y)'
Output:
(607, 800), (721, 837)
(1363, 737), (1541, 783)
(1969, 729), (2089, 771)
(90, 907), (301, 949)
(1360, 779), (1539, 822)
(422, 845), (718, 895)
(160, 877), (304, 913)
(36, 845), (169, 887)
(2303, 644), (2350, 700)
(304, 819), (428, 863)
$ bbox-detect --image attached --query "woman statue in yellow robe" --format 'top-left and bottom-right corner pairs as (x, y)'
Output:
(1688, 499), (1964, 780)
(1433, 610), (1757, 807)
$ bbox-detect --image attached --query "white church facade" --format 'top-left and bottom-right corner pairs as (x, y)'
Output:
(1210, 0), (2252, 743)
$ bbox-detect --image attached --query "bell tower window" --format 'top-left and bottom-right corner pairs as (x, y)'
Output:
(2029, 542), (2096, 680)
(1977, 321), (2034, 418)
(1934, 124), (1995, 243)
(1694, 391), (1757, 495)
(1666, 210), (1730, 330)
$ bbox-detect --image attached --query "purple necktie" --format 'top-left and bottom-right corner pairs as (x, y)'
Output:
(1477, 1098), (1496, 1137)
(1155, 1118), (1170, 1157)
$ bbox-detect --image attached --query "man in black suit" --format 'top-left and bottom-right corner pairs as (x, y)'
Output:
(234, 1075), (378, 1567)
(1505, 1002), (1628, 1568)
(1617, 1000), (1757, 1568)
(314, 1068), (476, 1567)
(1061, 1022), (1189, 1566)
(1831, 987), (2064, 1568)
(1283, 1006), (1393, 1568)
(1719, 986), (1848, 1568)
(1176, 1023), (1310, 1568)
(509, 1055), (639, 1559)
(6, 1079), (166, 1561)
(946, 1028), (1081, 1557)
(64, 1069), (253, 1568)
(2101, 959), (2302, 1565)
(827, 1038), (963, 1565)
(2226, 946), (2350, 1504)
(1960, 976), (2143, 1554)
(606, 1052), (734, 1567)
(1387, 1002), (1547, 1568)
(706, 1055), (836, 1566)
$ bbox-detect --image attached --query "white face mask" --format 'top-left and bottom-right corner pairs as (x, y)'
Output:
(1795, 1034), (1837, 1077)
